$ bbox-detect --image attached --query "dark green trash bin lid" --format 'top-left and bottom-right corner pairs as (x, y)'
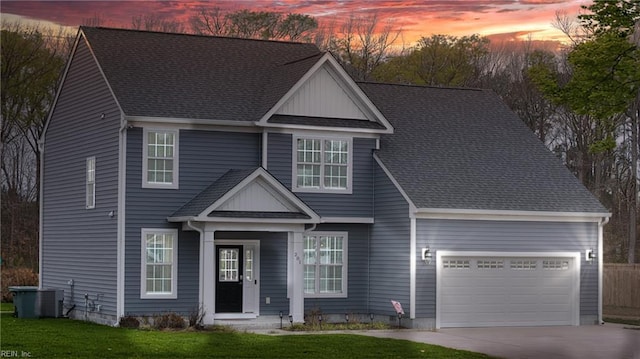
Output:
(9, 286), (39, 318)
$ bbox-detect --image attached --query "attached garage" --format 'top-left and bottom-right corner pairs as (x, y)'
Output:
(436, 251), (581, 328)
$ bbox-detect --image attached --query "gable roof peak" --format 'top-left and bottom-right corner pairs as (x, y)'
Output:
(80, 26), (317, 46)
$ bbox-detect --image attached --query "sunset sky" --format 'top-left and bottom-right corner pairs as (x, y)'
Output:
(1, 0), (591, 45)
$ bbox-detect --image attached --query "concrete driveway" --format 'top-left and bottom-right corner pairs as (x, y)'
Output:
(360, 323), (640, 359)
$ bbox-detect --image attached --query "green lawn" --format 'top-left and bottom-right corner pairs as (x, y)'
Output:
(0, 313), (492, 358)
(0, 303), (14, 312)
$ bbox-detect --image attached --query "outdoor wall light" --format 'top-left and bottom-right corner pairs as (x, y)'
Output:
(288, 314), (293, 325)
(586, 248), (596, 261)
(345, 313), (349, 323)
(421, 247), (432, 264)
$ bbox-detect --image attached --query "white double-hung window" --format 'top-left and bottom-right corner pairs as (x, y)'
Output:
(86, 156), (95, 209)
(293, 136), (352, 193)
(141, 228), (177, 299)
(303, 232), (348, 298)
(143, 129), (178, 188)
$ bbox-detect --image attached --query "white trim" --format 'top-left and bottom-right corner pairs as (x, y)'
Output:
(302, 231), (348, 299)
(38, 139), (45, 290)
(372, 154), (417, 212)
(142, 128), (179, 189)
(262, 132), (268, 169)
(214, 239), (261, 317)
(126, 115), (256, 128)
(190, 167), (320, 223)
(320, 217), (374, 224)
(116, 117), (127, 322)
(292, 135), (353, 194)
(257, 53), (393, 134)
(409, 217), (416, 319)
(266, 127), (381, 138)
(598, 216), (609, 324)
(186, 220), (204, 319)
(415, 208), (611, 222)
(435, 250), (581, 329)
(260, 122), (390, 135)
(140, 228), (178, 299)
(86, 156), (96, 209)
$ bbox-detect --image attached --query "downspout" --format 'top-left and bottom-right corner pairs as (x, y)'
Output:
(38, 138), (45, 290)
(598, 216), (610, 325)
(187, 220), (205, 308)
(115, 116), (127, 326)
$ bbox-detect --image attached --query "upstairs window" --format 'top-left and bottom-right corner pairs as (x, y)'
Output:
(86, 157), (95, 209)
(293, 136), (352, 193)
(143, 129), (178, 189)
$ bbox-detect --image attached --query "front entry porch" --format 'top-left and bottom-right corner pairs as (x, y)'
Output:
(195, 226), (309, 325)
(167, 167), (321, 326)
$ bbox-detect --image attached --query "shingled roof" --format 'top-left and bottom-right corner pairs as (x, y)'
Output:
(359, 82), (608, 213)
(81, 27), (322, 121)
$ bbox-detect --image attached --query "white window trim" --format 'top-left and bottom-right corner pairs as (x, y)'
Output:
(140, 228), (178, 299)
(303, 231), (348, 298)
(142, 128), (179, 189)
(86, 156), (95, 209)
(292, 135), (353, 194)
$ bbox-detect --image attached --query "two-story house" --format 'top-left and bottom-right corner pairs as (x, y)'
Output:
(40, 27), (610, 329)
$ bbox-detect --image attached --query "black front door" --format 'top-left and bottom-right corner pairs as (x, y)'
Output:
(216, 245), (243, 313)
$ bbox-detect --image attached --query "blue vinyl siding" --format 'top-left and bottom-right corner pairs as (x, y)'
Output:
(415, 219), (599, 318)
(41, 38), (120, 320)
(124, 129), (260, 315)
(266, 133), (375, 217)
(369, 163), (411, 316)
(304, 224), (370, 314)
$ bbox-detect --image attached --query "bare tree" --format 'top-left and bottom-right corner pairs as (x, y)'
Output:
(330, 13), (402, 80)
(131, 14), (185, 33)
(1, 21), (70, 269)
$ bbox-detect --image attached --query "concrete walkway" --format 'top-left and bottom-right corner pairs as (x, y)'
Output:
(251, 324), (640, 359)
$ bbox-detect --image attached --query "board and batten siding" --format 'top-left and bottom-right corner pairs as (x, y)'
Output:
(124, 129), (260, 315)
(275, 66), (367, 120)
(41, 37), (120, 321)
(303, 224), (370, 314)
(266, 133), (375, 218)
(369, 163), (411, 316)
(415, 219), (599, 321)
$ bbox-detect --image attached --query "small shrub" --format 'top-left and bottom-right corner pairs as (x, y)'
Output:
(118, 315), (140, 329)
(305, 306), (323, 327)
(1, 267), (38, 302)
(153, 312), (185, 330)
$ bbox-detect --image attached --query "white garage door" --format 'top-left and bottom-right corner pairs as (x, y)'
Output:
(438, 253), (579, 328)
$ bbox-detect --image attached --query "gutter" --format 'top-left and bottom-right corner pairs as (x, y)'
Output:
(186, 220), (205, 308)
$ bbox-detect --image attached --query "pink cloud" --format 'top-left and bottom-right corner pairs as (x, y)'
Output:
(0, 0), (586, 44)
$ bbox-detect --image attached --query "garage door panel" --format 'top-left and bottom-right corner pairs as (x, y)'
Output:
(439, 255), (577, 328)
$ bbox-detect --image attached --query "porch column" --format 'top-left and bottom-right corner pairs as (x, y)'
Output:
(289, 231), (305, 322)
(202, 229), (215, 325)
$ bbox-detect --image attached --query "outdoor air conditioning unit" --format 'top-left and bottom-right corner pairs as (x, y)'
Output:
(38, 289), (64, 318)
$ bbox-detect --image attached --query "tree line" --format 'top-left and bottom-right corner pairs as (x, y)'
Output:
(1, 0), (638, 271)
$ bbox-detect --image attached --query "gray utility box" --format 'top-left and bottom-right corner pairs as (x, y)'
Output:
(39, 289), (64, 318)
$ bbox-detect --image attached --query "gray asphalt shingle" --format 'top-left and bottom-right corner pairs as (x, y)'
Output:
(358, 82), (607, 213)
(82, 27), (605, 214)
(82, 27), (321, 121)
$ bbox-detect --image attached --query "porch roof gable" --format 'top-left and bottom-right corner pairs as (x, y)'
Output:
(168, 167), (319, 223)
